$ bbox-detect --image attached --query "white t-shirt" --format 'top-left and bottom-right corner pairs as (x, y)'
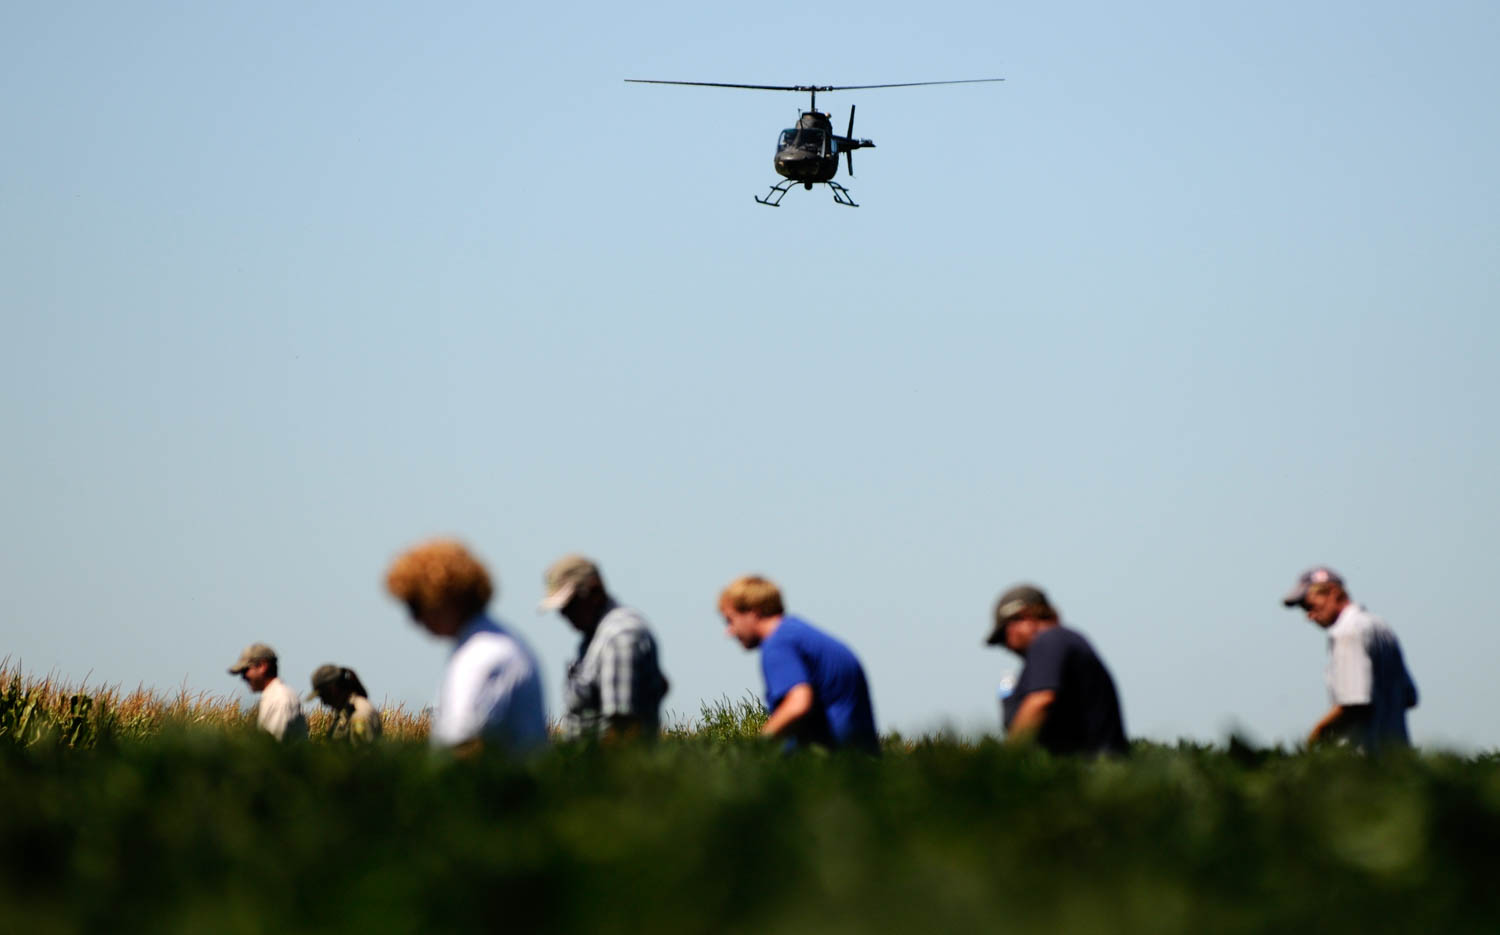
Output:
(1326, 603), (1418, 747)
(431, 615), (548, 752)
(258, 677), (309, 741)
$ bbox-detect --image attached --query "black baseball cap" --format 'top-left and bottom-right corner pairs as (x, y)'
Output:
(985, 584), (1053, 646)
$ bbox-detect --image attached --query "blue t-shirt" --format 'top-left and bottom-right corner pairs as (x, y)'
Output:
(760, 616), (879, 753)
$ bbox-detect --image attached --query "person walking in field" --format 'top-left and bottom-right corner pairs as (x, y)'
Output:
(306, 664), (383, 744)
(540, 554), (670, 741)
(985, 584), (1128, 756)
(228, 642), (309, 742)
(718, 574), (879, 754)
(1282, 567), (1418, 750)
(385, 538), (547, 755)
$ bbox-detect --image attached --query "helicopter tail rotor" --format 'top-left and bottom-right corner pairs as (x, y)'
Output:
(846, 106), (855, 176)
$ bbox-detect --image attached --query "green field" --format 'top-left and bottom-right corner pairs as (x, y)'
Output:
(4, 677), (1500, 934)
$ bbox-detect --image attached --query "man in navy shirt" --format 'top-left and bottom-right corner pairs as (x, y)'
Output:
(986, 583), (1128, 756)
(719, 574), (879, 753)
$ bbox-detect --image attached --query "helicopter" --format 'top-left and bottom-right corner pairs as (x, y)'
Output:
(625, 79), (1003, 206)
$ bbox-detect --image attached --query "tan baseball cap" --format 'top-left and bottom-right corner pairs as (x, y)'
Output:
(539, 554), (603, 611)
(228, 642), (277, 675)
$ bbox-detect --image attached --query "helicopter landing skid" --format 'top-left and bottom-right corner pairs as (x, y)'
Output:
(754, 179), (860, 207)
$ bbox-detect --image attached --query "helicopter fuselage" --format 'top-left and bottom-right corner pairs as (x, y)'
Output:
(774, 111), (867, 186)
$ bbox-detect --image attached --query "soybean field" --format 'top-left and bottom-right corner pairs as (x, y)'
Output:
(3, 671), (1499, 934)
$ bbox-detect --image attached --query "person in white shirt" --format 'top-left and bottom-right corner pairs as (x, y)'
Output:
(1282, 567), (1418, 750)
(228, 642), (309, 742)
(385, 539), (548, 754)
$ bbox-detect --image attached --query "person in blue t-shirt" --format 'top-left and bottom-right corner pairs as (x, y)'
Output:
(718, 574), (879, 754)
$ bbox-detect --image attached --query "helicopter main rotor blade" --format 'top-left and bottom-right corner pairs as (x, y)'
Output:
(624, 80), (807, 91)
(820, 79), (1005, 90)
(625, 78), (1004, 92)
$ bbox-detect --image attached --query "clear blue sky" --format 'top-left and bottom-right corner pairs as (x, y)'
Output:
(3, 1), (1496, 748)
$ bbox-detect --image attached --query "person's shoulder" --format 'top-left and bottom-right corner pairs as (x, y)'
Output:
(265, 678), (300, 706)
(1332, 604), (1382, 639)
(781, 614), (819, 636)
(765, 615), (817, 648)
(1349, 605), (1403, 646)
(782, 616), (860, 659)
(1036, 625), (1084, 649)
(452, 618), (539, 673)
(1354, 604), (1391, 629)
(599, 605), (654, 639)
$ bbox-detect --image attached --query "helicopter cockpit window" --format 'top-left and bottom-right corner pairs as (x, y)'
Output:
(778, 128), (826, 153)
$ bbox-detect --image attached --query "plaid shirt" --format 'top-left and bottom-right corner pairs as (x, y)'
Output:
(561, 603), (669, 738)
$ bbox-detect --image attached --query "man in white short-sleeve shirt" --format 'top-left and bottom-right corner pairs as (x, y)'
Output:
(1282, 567), (1418, 750)
(386, 539), (548, 754)
(228, 642), (309, 742)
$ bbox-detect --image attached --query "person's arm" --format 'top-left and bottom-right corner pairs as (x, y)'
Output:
(598, 628), (652, 742)
(1006, 689), (1055, 745)
(762, 683), (814, 738)
(1307, 703), (1371, 746)
(759, 633), (812, 741)
(1003, 630), (1067, 746)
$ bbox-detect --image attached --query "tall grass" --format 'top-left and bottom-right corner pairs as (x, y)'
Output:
(665, 693), (769, 742)
(0, 664), (763, 747)
(0, 663), (430, 746)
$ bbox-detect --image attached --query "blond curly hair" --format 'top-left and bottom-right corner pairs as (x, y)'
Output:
(385, 539), (494, 619)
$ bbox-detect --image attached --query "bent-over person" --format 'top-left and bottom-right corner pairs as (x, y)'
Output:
(985, 584), (1127, 756)
(385, 538), (547, 755)
(1282, 567), (1418, 750)
(307, 664), (383, 744)
(541, 554), (669, 741)
(719, 574), (879, 754)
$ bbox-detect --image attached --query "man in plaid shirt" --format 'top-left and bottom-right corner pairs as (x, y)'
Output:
(541, 554), (670, 741)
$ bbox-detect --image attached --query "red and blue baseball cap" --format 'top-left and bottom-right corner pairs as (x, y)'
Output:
(1281, 567), (1344, 607)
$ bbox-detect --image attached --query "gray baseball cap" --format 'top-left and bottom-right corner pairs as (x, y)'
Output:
(539, 554), (603, 611)
(985, 584), (1053, 646)
(1281, 567), (1344, 607)
(306, 663), (341, 700)
(228, 642), (277, 675)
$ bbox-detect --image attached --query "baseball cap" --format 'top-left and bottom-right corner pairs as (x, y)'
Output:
(306, 663), (341, 701)
(985, 584), (1053, 646)
(228, 642), (277, 675)
(1281, 567), (1345, 607)
(539, 554), (603, 611)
